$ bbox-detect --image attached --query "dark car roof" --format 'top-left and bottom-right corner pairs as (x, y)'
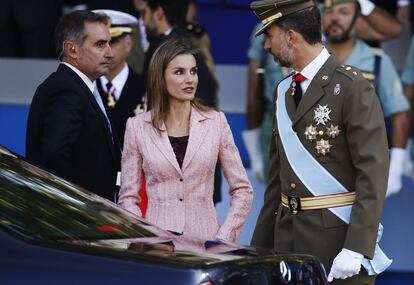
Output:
(0, 145), (326, 281)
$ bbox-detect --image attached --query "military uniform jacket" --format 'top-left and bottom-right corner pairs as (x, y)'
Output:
(251, 55), (389, 272)
(97, 67), (146, 147)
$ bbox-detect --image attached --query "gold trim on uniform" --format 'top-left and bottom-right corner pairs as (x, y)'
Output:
(281, 192), (355, 212)
(262, 12), (283, 25)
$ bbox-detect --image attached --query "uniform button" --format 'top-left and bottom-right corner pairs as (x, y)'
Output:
(179, 198), (183, 202)
(290, 183), (296, 189)
(272, 128), (276, 133)
(179, 178), (183, 182)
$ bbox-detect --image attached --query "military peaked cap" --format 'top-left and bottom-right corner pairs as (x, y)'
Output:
(92, 9), (138, 39)
(250, 0), (316, 36)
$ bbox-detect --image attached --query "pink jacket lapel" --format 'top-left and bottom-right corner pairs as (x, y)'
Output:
(181, 107), (209, 172)
(143, 112), (182, 175)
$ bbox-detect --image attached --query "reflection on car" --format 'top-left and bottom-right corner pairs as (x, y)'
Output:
(0, 145), (328, 285)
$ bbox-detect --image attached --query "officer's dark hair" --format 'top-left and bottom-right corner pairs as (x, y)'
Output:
(274, 6), (322, 45)
(147, 0), (189, 28)
(54, 10), (109, 61)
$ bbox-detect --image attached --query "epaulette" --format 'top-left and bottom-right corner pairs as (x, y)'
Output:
(185, 23), (206, 38)
(336, 64), (361, 80)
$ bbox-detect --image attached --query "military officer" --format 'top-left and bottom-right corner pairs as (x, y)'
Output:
(250, 0), (391, 284)
(93, 9), (146, 147)
(323, 0), (410, 198)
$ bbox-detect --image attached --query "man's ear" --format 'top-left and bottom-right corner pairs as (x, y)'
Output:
(286, 29), (298, 46)
(64, 41), (78, 59)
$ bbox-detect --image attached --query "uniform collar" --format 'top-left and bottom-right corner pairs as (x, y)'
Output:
(295, 47), (330, 94)
(100, 64), (129, 100)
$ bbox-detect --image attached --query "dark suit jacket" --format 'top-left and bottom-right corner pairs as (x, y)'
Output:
(251, 55), (388, 279)
(97, 67), (146, 147)
(26, 64), (121, 201)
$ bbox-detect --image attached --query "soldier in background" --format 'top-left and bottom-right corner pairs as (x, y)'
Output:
(322, 0), (410, 197)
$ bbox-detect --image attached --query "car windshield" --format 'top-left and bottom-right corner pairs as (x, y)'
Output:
(0, 148), (168, 241)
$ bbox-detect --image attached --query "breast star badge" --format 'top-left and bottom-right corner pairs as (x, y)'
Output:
(304, 125), (318, 141)
(315, 139), (332, 155)
(327, 124), (341, 138)
(313, 105), (331, 125)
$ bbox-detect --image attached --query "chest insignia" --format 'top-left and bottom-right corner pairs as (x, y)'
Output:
(334, 83), (341, 96)
(304, 125), (318, 141)
(305, 105), (341, 155)
(134, 96), (148, 116)
(315, 139), (332, 155)
(107, 93), (116, 108)
(327, 124), (341, 138)
(313, 104), (331, 125)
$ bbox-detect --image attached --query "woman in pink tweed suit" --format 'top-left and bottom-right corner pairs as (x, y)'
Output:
(118, 38), (253, 242)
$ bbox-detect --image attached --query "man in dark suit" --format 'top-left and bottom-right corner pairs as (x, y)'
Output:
(93, 9), (146, 147)
(250, 0), (390, 284)
(26, 10), (121, 202)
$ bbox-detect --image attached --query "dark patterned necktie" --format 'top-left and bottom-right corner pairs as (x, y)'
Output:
(292, 73), (306, 107)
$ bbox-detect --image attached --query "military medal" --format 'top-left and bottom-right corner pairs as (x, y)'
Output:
(313, 104), (331, 125)
(304, 125), (318, 141)
(290, 81), (297, 96)
(327, 124), (341, 138)
(107, 93), (116, 108)
(134, 96), (148, 115)
(315, 139), (332, 155)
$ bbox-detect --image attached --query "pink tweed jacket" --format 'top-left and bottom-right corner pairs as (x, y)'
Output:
(118, 107), (253, 242)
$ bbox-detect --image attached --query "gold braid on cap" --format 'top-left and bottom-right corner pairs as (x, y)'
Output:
(110, 27), (134, 38)
(262, 12), (283, 24)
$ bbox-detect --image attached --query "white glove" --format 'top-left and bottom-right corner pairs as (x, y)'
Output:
(327, 248), (363, 282)
(358, 0), (375, 16)
(386, 147), (406, 197)
(242, 128), (265, 182)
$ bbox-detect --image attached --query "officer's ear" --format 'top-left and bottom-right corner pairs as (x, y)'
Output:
(285, 29), (296, 46)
